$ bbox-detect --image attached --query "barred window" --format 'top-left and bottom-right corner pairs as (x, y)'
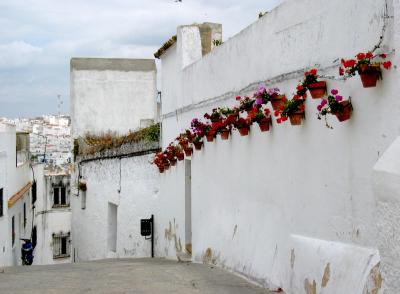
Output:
(53, 186), (69, 208)
(53, 233), (70, 259)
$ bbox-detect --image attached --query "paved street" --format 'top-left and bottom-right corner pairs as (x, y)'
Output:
(0, 258), (273, 294)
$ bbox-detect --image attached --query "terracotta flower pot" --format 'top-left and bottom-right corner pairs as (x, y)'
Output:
(271, 95), (285, 111)
(163, 163), (170, 170)
(158, 167), (164, 173)
(183, 147), (193, 157)
(359, 65), (381, 88)
(193, 142), (203, 150)
(211, 118), (222, 128)
(206, 134), (214, 142)
(335, 101), (353, 122)
(257, 117), (270, 132)
(169, 158), (177, 166)
(176, 153), (184, 161)
(289, 110), (304, 126)
(308, 81), (327, 99)
(219, 128), (230, 140)
(238, 127), (250, 136)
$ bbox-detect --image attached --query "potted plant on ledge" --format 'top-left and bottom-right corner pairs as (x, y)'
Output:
(317, 89), (353, 128)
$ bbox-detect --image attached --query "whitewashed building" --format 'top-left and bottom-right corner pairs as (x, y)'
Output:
(0, 123), (36, 267)
(66, 1), (400, 293)
(153, 1), (400, 293)
(70, 58), (160, 261)
(33, 166), (72, 265)
(70, 58), (158, 137)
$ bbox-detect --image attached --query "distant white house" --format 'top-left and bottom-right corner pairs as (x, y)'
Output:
(33, 166), (72, 265)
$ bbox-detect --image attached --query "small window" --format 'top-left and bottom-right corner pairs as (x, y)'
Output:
(53, 233), (70, 259)
(0, 188), (3, 217)
(53, 187), (69, 208)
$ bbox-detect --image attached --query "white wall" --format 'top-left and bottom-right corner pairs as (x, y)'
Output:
(0, 152), (9, 266)
(71, 154), (160, 261)
(157, 0), (399, 293)
(70, 58), (157, 137)
(0, 123), (33, 267)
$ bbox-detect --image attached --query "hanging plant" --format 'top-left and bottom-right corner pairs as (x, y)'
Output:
(153, 152), (170, 173)
(249, 107), (271, 132)
(303, 69), (327, 99)
(339, 52), (392, 88)
(204, 108), (223, 127)
(233, 117), (252, 136)
(236, 96), (255, 114)
(275, 97), (305, 126)
(317, 89), (353, 128)
(191, 118), (213, 143)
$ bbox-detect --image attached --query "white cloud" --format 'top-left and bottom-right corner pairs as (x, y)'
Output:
(0, 41), (42, 69)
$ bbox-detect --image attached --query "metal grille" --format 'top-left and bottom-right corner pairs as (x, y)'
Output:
(52, 186), (70, 208)
(53, 233), (70, 259)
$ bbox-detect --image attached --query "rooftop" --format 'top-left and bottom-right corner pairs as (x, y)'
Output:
(70, 58), (156, 72)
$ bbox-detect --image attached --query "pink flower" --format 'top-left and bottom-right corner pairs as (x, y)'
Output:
(335, 95), (343, 102)
(331, 89), (338, 95)
(236, 96), (241, 101)
(255, 98), (263, 105)
(317, 105), (322, 111)
(321, 99), (328, 106)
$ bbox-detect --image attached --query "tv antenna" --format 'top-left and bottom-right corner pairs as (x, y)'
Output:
(57, 94), (63, 116)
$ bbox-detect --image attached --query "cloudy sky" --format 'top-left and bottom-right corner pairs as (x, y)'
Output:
(0, 0), (281, 118)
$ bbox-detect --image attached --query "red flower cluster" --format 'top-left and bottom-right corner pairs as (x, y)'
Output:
(339, 51), (392, 77)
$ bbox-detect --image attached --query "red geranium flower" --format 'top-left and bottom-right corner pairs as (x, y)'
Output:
(274, 110), (280, 117)
(379, 54), (387, 59)
(296, 85), (303, 91)
(281, 115), (287, 122)
(344, 59), (356, 68)
(276, 118), (281, 124)
(383, 61), (392, 69)
(339, 67), (344, 76)
(310, 68), (317, 75)
(366, 52), (373, 59)
(357, 53), (366, 60)
(282, 96), (287, 103)
(236, 96), (241, 101)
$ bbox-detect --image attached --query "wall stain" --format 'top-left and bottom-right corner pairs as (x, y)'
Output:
(304, 278), (316, 294)
(290, 249), (295, 269)
(232, 225), (238, 240)
(364, 263), (383, 294)
(321, 263), (331, 288)
(164, 219), (182, 254)
(202, 247), (220, 265)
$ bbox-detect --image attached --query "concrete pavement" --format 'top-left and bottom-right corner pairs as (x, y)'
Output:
(0, 258), (274, 294)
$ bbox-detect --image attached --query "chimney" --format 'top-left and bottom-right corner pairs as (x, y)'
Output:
(177, 22), (222, 69)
